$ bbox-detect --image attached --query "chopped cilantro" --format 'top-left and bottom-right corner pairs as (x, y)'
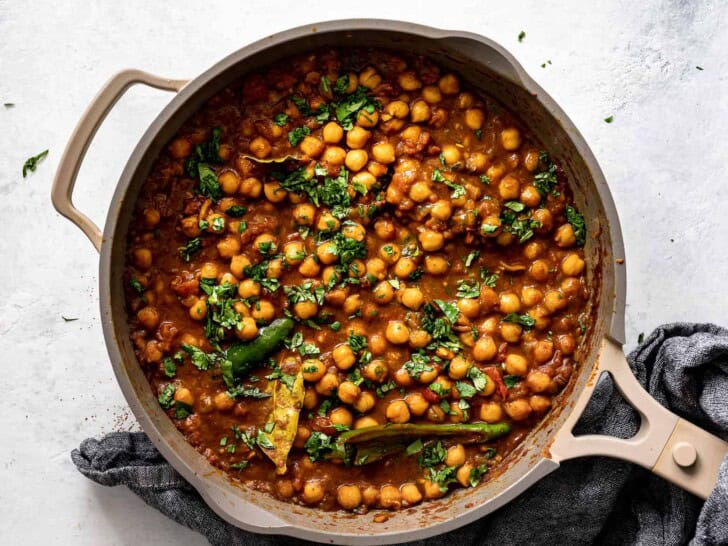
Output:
(304, 431), (333, 461)
(22, 150), (49, 177)
(464, 250), (480, 268)
(226, 205), (247, 217)
(503, 375), (522, 389)
(604, 115), (614, 123)
(565, 205), (586, 246)
(518, 30), (526, 42)
(158, 384), (176, 409)
(288, 126), (311, 146)
(469, 464), (489, 486)
(456, 280), (480, 299)
(502, 313), (535, 329)
(406, 439), (424, 456)
(273, 113), (289, 126)
(418, 441), (447, 468)
(178, 237), (202, 262)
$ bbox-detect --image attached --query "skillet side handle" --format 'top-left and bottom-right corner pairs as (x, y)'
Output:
(551, 337), (728, 499)
(51, 70), (187, 252)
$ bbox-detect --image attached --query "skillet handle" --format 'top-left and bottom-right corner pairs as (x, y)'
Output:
(51, 70), (187, 252)
(551, 337), (728, 499)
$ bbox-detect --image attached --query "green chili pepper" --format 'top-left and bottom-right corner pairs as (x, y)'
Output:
(327, 423), (511, 465)
(223, 318), (294, 382)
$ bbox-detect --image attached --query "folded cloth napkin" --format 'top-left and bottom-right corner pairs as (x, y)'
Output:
(71, 323), (728, 545)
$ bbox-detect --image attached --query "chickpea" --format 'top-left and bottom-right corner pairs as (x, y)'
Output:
(215, 171), (240, 195)
(424, 255), (449, 275)
(293, 203), (316, 225)
(137, 307), (159, 330)
(316, 373), (340, 396)
(316, 241), (338, 265)
(236, 279), (259, 299)
(534, 339), (555, 364)
(298, 136), (324, 158)
(362, 485), (379, 507)
(294, 300), (318, 320)
(236, 316), (258, 341)
(199, 262), (219, 280)
(401, 483), (423, 506)
(448, 356), (470, 380)
(464, 108), (485, 130)
(343, 294), (362, 316)
(500, 128), (522, 151)
(410, 100), (431, 123)
(440, 144), (461, 166)
(554, 223), (576, 248)
(418, 366), (439, 384)
(421, 479), (445, 499)
(417, 86), (441, 105)
(520, 185), (541, 208)
(251, 300), (275, 323)
(336, 381), (361, 404)
(392, 257), (416, 279)
(239, 177), (262, 198)
(342, 222), (366, 242)
(386, 400), (411, 423)
(330, 344), (354, 371)
(562, 253), (586, 277)
(345, 149), (369, 171)
(301, 359), (325, 383)
(323, 121), (344, 143)
(480, 401), (504, 422)
(337, 485), (362, 510)
(133, 248), (152, 270)
(457, 298), (481, 319)
(353, 391), (376, 413)
(214, 391), (235, 411)
(530, 394), (552, 414)
(327, 409), (352, 432)
(373, 218), (395, 240)
(385, 320), (410, 345)
(249, 136), (271, 158)
(556, 333), (576, 355)
(529, 259), (551, 281)
(189, 299), (207, 321)
(401, 287), (424, 310)
(472, 335), (497, 362)
(220, 272), (237, 286)
(430, 199), (452, 221)
(346, 126), (371, 149)
(385, 100), (410, 119)
(480, 287), (499, 311)
(499, 292), (521, 314)
(456, 464), (474, 487)
(379, 243), (401, 264)
(498, 175), (520, 200)
(427, 404), (446, 422)
(358, 361), (385, 384)
(481, 216), (501, 237)
(504, 399), (532, 421)
(521, 286), (543, 307)
(294, 426), (311, 449)
(357, 107), (379, 127)
(501, 322), (523, 343)
(373, 281), (395, 304)
(438, 74), (460, 95)
(355, 416), (379, 429)
(562, 277), (581, 296)
(227, 255), (249, 279)
(409, 329), (432, 349)
(409, 181), (432, 202)
(505, 353), (529, 376)
(398, 393), (428, 419)
(371, 142), (396, 164)
(298, 256), (321, 278)
(303, 481), (325, 504)
(533, 208), (554, 232)
(526, 370), (552, 393)
(379, 485), (401, 510)
(359, 66), (382, 89)
(418, 230), (445, 252)
(544, 290), (568, 313)
(263, 181), (287, 203)
(168, 137), (192, 158)
(397, 71), (421, 91)
(445, 444), (466, 467)
(322, 145), (346, 166)
(172, 386), (194, 407)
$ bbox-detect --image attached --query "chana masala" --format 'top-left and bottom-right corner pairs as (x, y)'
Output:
(125, 48), (589, 513)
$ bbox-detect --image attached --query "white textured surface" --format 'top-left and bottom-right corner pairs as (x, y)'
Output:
(1, 1), (727, 544)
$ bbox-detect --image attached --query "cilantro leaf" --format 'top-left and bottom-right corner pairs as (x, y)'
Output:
(22, 150), (49, 177)
(178, 237), (202, 262)
(502, 313), (535, 329)
(565, 205), (586, 246)
(288, 126), (311, 146)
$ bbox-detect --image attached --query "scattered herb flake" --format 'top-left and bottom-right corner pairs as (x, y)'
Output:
(604, 115), (614, 123)
(22, 150), (49, 177)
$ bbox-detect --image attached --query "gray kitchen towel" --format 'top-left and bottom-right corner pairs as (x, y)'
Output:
(71, 323), (728, 545)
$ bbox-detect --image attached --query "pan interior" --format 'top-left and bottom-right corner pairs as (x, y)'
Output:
(102, 23), (619, 541)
